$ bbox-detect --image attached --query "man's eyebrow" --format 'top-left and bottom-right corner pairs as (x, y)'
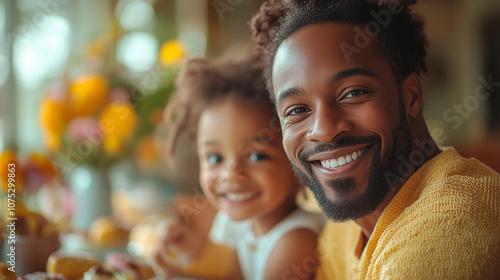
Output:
(333, 68), (377, 81)
(276, 87), (301, 105)
(276, 68), (377, 104)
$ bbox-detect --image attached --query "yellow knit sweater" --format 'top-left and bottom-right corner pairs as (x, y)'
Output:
(315, 147), (500, 279)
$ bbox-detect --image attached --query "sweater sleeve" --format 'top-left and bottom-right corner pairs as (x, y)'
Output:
(367, 176), (500, 279)
(374, 215), (499, 279)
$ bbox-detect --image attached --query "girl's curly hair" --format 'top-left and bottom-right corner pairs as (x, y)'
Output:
(163, 46), (274, 158)
(251, 0), (429, 96)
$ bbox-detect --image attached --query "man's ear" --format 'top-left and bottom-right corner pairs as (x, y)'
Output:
(402, 72), (423, 118)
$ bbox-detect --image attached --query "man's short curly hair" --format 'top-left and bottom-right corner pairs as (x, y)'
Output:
(164, 47), (274, 157)
(251, 0), (428, 96)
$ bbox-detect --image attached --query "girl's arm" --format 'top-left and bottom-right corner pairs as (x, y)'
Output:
(227, 250), (244, 280)
(263, 228), (319, 280)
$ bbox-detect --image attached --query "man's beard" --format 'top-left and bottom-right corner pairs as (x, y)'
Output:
(293, 104), (413, 222)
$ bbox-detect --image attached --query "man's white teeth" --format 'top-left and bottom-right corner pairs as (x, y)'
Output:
(224, 192), (258, 202)
(320, 147), (366, 169)
(338, 157), (346, 166)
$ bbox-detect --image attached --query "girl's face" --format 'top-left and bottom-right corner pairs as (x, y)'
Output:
(197, 97), (298, 222)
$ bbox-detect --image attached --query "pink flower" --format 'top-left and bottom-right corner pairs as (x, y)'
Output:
(38, 182), (75, 220)
(66, 117), (103, 144)
(109, 87), (130, 103)
(20, 159), (47, 193)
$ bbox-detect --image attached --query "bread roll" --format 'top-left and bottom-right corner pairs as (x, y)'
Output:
(46, 252), (100, 280)
(88, 217), (129, 248)
(0, 262), (17, 280)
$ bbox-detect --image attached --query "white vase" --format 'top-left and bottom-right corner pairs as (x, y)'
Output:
(70, 165), (112, 231)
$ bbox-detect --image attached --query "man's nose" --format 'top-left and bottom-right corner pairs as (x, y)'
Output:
(306, 105), (352, 143)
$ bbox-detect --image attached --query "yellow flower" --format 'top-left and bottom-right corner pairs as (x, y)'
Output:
(0, 150), (22, 193)
(102, 135), (122, 156)
(158, 40), (186, 65)
(43, 133), (61, 151)
(39, 97), (68, 137)
(68, 74), (109, 117)
(39, 97), (67, 150)
(99, 102), (139, 155)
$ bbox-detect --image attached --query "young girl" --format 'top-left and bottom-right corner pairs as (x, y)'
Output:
(155, 48), (323, 280)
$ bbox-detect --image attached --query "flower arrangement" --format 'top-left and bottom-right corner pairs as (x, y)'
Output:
(38, 39), (187, 176)
(39, 74), (139, 172)
(0, 150), (70, 276)
(0, 150), (71, 236)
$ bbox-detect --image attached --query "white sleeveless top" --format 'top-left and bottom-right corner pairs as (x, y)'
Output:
(209, 209), (324, 280)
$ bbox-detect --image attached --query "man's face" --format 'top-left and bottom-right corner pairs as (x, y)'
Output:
(272, 22), (413, 222)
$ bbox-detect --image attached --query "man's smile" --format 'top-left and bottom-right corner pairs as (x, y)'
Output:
(305, 144), (371, 176)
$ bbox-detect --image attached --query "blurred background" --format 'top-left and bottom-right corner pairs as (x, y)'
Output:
(0, 0), (499, 271)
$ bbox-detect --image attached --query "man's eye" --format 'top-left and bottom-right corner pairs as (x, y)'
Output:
(345, 89), (369, 98)
(249, 153), (268, 162)
(286, 107), (309, 116)
(207, 154), (222, 165)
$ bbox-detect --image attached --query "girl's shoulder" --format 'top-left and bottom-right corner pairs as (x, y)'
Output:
(209, 211), (251, 247)
(269, 208), (325, 237)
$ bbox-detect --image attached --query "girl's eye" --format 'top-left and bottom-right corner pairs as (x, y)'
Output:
(207, 154), (222, 165)
(344, 89), (369, 98)
(249, 152), (269, 162)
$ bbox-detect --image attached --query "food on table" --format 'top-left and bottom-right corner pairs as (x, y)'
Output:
(7, 200), (60, 237)
(45, 251), (156, 280)
(0, 262), (17, 280)
(104, 253), (155, 280)
(82, 266), (120, 280)
(88, 217), (129, 248)
(46, 252), (100, 280)
(17, 272), (66, 280)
